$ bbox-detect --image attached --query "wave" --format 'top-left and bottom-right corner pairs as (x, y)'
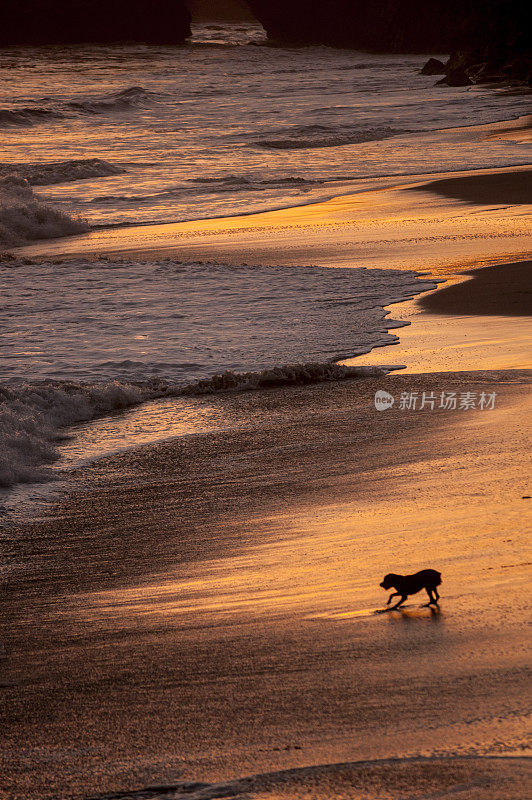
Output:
(0, 176), (89, 249)
(65, 86), (155, 114)
(192, 174), (317, 188)
(0, 363), (386, 488)
(0, 159), (125, 186)
(256, 126), (410, 150)
(0, 87), (155, 130)
(84, 174), (320, 207)
(0, 107), (65, 128)
(181, 362), (385, 395)
(0, 380), (152, 488)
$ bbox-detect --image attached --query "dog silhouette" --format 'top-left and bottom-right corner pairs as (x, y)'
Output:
(380, 569), (441, 609)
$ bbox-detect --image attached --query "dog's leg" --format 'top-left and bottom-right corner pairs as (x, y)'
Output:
(434, 588), (440, 601)
(422, 587), (440, 606)
(424, 587), (435, 605)
(391, 595), (407, 609)
(387, 592), (400, 605)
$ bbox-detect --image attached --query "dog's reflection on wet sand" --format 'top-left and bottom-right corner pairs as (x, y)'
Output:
(375, 605), (442, 621)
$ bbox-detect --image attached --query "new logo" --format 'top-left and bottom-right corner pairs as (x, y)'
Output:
(374, 390), (394, 411)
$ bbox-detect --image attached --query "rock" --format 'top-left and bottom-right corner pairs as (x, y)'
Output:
(0, 0), (192, 46)
(447, 69), (474, 86)
(420, 57), (447, 75)
(439, 68), (474, 87)
(245, 0), (461, 52)
(244, 1), (530, 83)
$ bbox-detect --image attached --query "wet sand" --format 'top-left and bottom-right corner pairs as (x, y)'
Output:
(2, 368), (531, 800)
(2, 163), (531, 799)
(16, 163), (532, 273)
(419, 260), (531, 316)
(408, 168), (532, 206)
(342, 260), (531, 375)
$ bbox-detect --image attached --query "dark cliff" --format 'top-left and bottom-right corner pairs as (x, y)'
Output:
(187, 0), (254, 20)
(0, 0), (192, 46)
(245, 0), (454, 51)
(245, 1), (530, 74)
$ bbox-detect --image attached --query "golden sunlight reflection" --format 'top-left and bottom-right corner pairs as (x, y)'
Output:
(56, 396), (240, 468)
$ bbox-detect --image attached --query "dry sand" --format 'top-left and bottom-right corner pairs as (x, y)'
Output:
(2, 164), (531, 799)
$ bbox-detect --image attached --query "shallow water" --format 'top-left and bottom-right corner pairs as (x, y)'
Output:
(1, 22), (530, 240)
(0, 21), (529, 496)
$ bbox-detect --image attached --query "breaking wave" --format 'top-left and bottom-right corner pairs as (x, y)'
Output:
(191, 174), (318, 191)
(0, 159), (125, 186)
(0, 176), (89, 249)
(0, 363), (386, 488)
(65, 86), (155, 114)
(0, 107), (65, 128)
(0, 87), (155, 130)
(256, 125), (410, 150)
(87, 175), (320, 207)
(0, 380), (151, 487)
(181, 362), (384, 395)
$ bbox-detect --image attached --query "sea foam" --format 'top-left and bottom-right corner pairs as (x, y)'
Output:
(0, 176), (89, 248)
(0, 365), (387, 488)
(1, 257), (437, 490)
(0, 380), (150, 487)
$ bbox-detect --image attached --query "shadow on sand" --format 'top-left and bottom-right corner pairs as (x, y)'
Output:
(375, 605), (442, 621)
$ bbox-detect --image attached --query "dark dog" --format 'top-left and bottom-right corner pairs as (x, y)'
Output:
(380, 569), (441, 609)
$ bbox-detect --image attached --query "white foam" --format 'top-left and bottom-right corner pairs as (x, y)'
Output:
(0, 364), (389, 489)
(0, 380), (150, 487)
(0, 177), (89, 248)
(0, 257), (437, 490)
(181, 362), (386, 394)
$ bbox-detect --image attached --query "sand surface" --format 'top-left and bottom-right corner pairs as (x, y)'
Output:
(419, 260), (531, 316)
(2, 369), (530, 799)
(408, 168), (532, 206)
(16, 164), (531, 271)
(2, 163), (531, 799)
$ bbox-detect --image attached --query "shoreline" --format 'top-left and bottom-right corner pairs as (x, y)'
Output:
(342, 259), (531, 375)
(14, 162), (532, 266)
(1, 164), (530, 512)
(12, 160), (531, 382)
(2, 128), (531, 799)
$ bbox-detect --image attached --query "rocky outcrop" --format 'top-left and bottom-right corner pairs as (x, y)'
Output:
(245, 0), (457, 52)
(0, 0), (191, 46)
(245, 1), (530, 83)
(187, 0), (254, 20)
(436, 68), (472, 87)
(420, 58), (447, 75)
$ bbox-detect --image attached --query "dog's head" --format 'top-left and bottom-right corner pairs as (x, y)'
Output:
(380, 573), (396, 590)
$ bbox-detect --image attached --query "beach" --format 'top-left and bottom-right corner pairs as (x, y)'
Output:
(2, 151), (531, 800)
(1, 16), (532, 797)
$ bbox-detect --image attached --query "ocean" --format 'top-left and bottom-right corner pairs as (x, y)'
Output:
(0, 21), (529, 498)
